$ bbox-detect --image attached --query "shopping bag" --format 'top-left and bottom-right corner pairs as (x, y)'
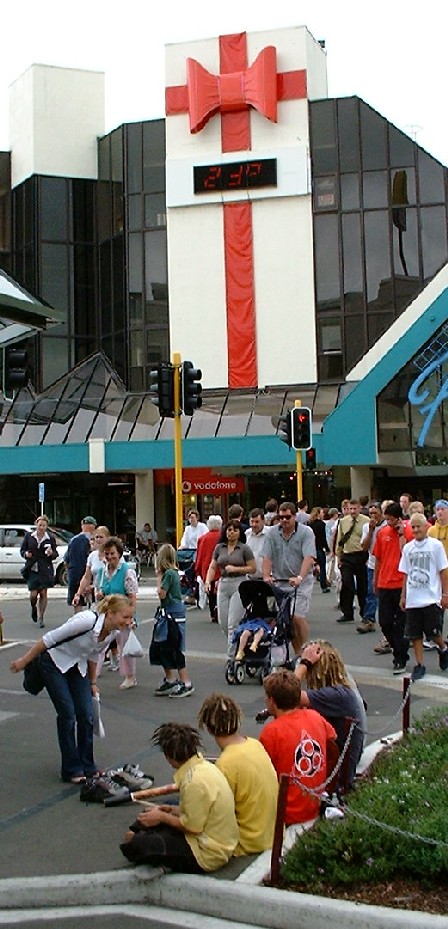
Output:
(122, 628), (144, 659)
(92, 693), (105, 738)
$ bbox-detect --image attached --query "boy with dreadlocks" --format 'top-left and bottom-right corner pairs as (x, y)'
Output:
(197, 693), (278, 855)
(120, 722), (238, 872)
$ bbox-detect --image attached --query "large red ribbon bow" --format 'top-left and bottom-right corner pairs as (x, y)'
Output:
(186, 46), (278, 134)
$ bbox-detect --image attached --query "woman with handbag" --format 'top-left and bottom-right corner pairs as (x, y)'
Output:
(20, 515), (58, 628)
(152, 543), (194, 698)
(10, 594), (135, 783)
(95, 536), (139, 690)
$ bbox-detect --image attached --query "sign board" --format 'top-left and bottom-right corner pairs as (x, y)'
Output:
(38, 482), (45, 503)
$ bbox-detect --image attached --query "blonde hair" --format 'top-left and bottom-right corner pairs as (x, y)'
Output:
(97, 594), (133, 615)
(410, 513), (427, 528)
(408, 502), (425, 516)
(156, 543), (178, 574)
(304, 640), (351, 689)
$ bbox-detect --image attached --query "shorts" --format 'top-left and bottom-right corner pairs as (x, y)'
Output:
(277, 582), (313, 619)
(405, 604), (443, 641)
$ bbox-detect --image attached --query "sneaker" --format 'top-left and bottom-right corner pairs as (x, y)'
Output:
(392, 662), (407, 675)
(119, 677), (137, 690)
(336, 615), (354, 623)
(108, 658), (119, 672)
(357, 620), (376, 634)
(411, 663), (426, 681)
(169, 683), (195, 698)
(374, 637), (392, 655)
(423, 639), (438, 650)
(184, 596), (196, 606)
(439, 649), (448, 671)
(154, 679), (178, 696)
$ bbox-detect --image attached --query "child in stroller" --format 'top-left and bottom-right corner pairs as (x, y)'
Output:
(226, 580), (292, 685)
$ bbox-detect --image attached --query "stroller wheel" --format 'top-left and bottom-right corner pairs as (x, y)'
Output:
(225, 663), (235, 685)
(234, 664), (245, 684)
(246, 665), (258, 678)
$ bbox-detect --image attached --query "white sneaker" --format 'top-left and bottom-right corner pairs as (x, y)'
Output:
(108, 658), (119, 671)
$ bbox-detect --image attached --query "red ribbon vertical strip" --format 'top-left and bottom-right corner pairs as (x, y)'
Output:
(220, 33), (257, 388)
(224, 202), (257, 389)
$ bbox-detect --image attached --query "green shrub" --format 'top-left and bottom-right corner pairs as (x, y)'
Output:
(281, 707), (448, 890)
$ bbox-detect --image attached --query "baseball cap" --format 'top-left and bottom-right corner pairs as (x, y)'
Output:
(434, 500), (448, 509)
(82, 515), (97, 525)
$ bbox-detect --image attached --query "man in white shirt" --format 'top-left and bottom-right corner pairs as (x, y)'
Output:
(179, 510), (208, 550)
(245, 508), (270, 577)
(399, 513), (448, 681)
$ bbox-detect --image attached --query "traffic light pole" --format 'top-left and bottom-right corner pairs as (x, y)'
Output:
(295, 399), (303, 502)
(172, 351), (184, 547)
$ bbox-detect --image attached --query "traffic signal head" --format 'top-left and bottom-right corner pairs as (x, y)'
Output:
(291, 407), (312, 450)
(278, 411), (292, 448)
(5, 347), (28, 391)
(149, 363), (175, 418)
(305, 447), (316, 470)
(182, 361), (202, 416)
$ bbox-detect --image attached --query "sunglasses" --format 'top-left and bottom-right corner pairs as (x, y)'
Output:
(279, 514), (294, 520)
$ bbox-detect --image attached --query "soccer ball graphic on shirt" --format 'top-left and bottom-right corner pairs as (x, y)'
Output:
(294, 729), (324, 778)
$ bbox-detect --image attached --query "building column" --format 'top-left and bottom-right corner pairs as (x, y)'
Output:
(135, 472), (155, 533)
(350, 466), (372, 501)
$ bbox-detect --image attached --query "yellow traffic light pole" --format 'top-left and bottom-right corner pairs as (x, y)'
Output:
(172, 351), (183, 547)
(295, 399), (303, 503)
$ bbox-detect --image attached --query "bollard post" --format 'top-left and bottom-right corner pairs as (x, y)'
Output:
(402, 675), (411, 733)
(269, 774), (289, 885)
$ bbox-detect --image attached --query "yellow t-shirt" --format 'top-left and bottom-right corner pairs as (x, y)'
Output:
(216, 737), (279, 855)
(174, 753), (239, 871)
(428, 522), (448, 558)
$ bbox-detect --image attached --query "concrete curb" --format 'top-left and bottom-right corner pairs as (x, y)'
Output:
(0, 869), (446, 928)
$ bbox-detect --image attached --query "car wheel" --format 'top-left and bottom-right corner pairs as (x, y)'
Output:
(56, 563), (68, 586)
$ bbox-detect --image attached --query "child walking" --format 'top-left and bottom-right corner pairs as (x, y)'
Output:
(153, 544), (194, 698)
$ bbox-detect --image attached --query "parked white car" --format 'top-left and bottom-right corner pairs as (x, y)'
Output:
(0, 525), (73, 584)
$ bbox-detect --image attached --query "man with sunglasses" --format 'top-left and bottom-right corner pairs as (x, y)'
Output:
(262, 501), (316, 652)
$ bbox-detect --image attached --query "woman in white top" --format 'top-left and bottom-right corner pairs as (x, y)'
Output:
(72, 526), (111, 608)
(10, 594), (134, 783)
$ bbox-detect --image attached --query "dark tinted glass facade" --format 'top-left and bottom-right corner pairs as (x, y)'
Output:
(310, 97), (448, 382)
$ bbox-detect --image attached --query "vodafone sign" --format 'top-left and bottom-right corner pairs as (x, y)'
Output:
(182, 476), (244, 495)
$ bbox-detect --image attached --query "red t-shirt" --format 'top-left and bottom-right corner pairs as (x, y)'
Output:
(372, 523), (413, 588)
(259, 708), (336, 826)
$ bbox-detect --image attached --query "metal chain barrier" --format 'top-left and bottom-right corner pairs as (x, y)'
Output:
(364, 677), (412, 737)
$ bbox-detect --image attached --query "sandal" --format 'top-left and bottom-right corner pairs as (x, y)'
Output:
(63, 774), (86, 785)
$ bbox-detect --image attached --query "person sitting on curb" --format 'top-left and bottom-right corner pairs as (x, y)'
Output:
(258, 669), (336, 826)
(120, 722), (238, 872)
(197, 693), (278, 855)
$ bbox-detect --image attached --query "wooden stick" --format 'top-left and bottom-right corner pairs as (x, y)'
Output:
(131, 782), (177, 801)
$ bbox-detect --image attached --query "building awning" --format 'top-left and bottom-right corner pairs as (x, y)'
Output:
(0, 267), (64, 345)
(0, 351), (340, 448)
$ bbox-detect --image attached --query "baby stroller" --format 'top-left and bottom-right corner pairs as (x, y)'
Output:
(225, 579), (292, 685)
(176, 548), (197, 599)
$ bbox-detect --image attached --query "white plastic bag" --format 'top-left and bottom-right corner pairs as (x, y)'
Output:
(92, 693), (105, 738)
(122, 628), (144, 659)
(197, 576), (207, 610)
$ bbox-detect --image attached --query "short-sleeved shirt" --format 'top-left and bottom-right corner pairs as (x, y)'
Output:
(161, 566), (182, 607)
(259, 708), (336, 825)
(261, 523), (316, 584)
(428, 522), (448, 558)
(399, 536), (448, 608)
(216, 737), (279, 855)
(174, 753), (239, 872)
(372, 523), (413, 588)
(212, 541), (255, 574)
(306, 685), (365, 786)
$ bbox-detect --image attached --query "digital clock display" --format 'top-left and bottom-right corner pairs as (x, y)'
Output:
(194, 158), (277, 194)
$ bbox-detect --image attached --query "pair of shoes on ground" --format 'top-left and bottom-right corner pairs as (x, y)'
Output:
(357, 619), (376, 633)
(153, 679), (194, 698)
(373, 636), (392, 655)
(119, 677), (137, 690)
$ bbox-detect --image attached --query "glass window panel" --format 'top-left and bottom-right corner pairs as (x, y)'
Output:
(143, 120), (166, 191)
(128, 233), (143, 293)
(100, 240), (112, 312)
(110, 129), (123, 182)
(342, 213), (363, 296)
(363, 171), (388, 208)
(310, 100), (337, 175)
(389, 125), (415, 167)
(40, 177), (67, 240)
(421, 207), (448, 280)
(129, 293), (143, 325)
(391, 167), (416, 205)
(340, 173), (360, 211)
(13, 184), (24, 249)
(363, 211), (391, 303)
(314, 214), (340, 305)
(318, 353), (343, 380)
(367, 312), (394, 343)
(313, 177), (337, 211)
(40, 243), (69, 312)
(128, 194), (142, 231)
(144, 192), (167, 227)
(74, 244), (96, 334)
(24, 179), (35, 246)
(98, 136), (111, 181)
(143, 165), (165, 194)
(345, 315), (366, 369)
(97, 181), (112, 243)
(337, 97), (360, 172)
(41, 337), (70, 388)
(144, 230), (167, 302)
(72, 180), (95, 242)
(319, 318), (341, 352)
(418, 150), (445, 204)
(411, 406), (443, 450)
(360, 103), (387, 170)
(392, 207), (420, 279)
(145, 328), (169, 369)
(126, 123), (143, 193)
(130, 329), (145, 370)
(113, 182), (124, 234)
(145, 302), (169, 326)
(112, 235), (124, 308)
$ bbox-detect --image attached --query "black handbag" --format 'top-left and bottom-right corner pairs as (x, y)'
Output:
(149, 606), (181, 666)
(22, 613), (98, 695)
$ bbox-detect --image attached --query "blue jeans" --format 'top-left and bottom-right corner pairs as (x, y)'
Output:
(40, 652), (96, 780)
(363, 567), (378, 622)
